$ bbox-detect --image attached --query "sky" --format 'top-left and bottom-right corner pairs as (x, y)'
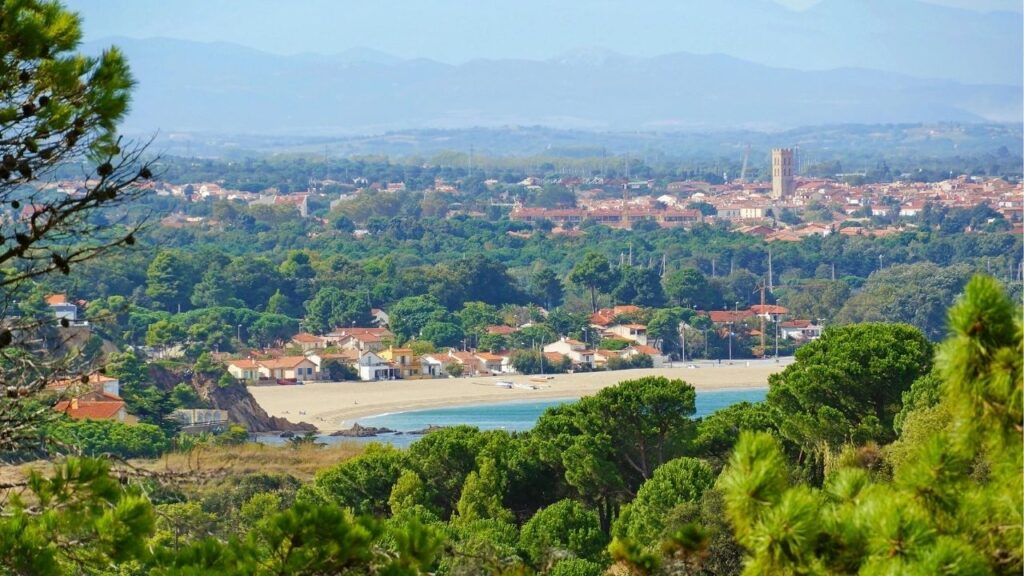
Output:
(65, 0), (1022, 62)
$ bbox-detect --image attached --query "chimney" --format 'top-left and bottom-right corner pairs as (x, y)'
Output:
(71, 398), (78, 410)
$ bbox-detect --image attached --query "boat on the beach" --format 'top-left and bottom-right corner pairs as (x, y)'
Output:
(495, 380), (513, 388)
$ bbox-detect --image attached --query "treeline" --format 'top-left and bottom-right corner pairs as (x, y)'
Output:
(6, 276), (1020, 574)
(36, 201), (1021, 359)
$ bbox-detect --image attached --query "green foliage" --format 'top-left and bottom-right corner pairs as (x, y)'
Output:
(612, 457), (715, 545)
(303, 286), (372, 334)
(720, 275), (1022, 575)
(612, 266), (666, 308)
(598, 338), (631, 351)
(766, 322), (933, 476)
(529, 267), (565, 309)
(389, 294), (451, 343)
(146, 251), (194, 312)
(836, 262), (973, 340)
(511, 349), (570, 375)
(406, 426), (490, 518)
(519, 499), (607, 568)
(893, 369), (943, 434)
(694, 401), (777, 463)
(533, 376), (698, 530)
(300, 444), (408, 516)
(569, 252), (615, 312)
(321, 358), (358, 381)
(605, 353), (653, 370)
(0, 458), (155, 574)
(48, 418), (169, 458)
(548, 557), (604, 576)
(663, 268), (717, 309)
(456, 457), (515, 524)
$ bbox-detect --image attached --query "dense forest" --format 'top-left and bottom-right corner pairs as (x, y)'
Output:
(4, 277), (1020, 575)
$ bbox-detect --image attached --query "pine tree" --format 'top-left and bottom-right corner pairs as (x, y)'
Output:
(718, 275), (1022, 575)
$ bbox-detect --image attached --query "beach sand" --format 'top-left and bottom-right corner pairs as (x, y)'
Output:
(248, 360), (790, 432)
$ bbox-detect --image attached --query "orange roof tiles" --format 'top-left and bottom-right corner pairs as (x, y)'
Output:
(54, 394), (125, 420)
(45, 294), (67, 305)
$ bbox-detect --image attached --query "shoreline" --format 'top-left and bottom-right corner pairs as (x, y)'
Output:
(356, 386), (770, 423)
(248, 361), (789, 432)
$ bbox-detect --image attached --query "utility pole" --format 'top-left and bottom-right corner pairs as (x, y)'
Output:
(767, 249), (774, 293)
(755, 283), (766, 354)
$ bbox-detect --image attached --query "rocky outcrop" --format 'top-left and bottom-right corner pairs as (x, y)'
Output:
(204, 380), (316, 433)
(147, 363), (315, 433)
(329, 423), (395, 437)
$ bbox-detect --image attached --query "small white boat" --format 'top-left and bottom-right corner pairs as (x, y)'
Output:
(495, 380), (513, 388)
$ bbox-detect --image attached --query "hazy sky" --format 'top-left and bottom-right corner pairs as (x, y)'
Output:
(65, 0), (1022, 62)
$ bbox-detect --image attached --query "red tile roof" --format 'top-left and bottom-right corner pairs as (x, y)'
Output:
(629, 345), (661, 355)
(54, 394), (125, 420)
(46, 294), (68, 305)
(749, 305), (789, 315)
(257, 356), (311, 369)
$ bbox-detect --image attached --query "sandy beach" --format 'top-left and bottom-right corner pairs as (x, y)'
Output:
(248, 360), (790, 431)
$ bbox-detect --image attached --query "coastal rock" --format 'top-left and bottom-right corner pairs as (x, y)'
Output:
(330, 423), (395, 437)
(409, 424), (447, 435)
(147, 363), (317, 433)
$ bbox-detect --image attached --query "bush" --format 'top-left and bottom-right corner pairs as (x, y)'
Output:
(549, 557), (604, 576)
(48, 419), (170, 459)
(519, 499), (607, 567)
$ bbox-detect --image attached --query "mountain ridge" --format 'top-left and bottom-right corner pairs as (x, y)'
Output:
(84, 37), (1022, 137)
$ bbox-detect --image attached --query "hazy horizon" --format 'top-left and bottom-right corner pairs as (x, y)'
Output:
(66, 0), (1023, 85)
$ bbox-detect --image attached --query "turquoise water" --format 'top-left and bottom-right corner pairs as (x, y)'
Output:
(260, 387), (767, 448)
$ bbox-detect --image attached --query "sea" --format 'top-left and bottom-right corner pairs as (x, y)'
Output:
(258, 387), (767, 448)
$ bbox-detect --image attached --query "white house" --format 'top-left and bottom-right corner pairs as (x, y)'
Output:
(780, 320), (824, 341)
(227, 359), (261, 382)
(419, 354), (447, 378)
(357, 351), (398, 381)
(605, 324), (649, 346)
(543, 337), (595, 368)
(256, 356), (318, 381)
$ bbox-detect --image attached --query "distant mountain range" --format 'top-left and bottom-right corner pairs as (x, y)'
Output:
(85, 37), (1022, 137)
